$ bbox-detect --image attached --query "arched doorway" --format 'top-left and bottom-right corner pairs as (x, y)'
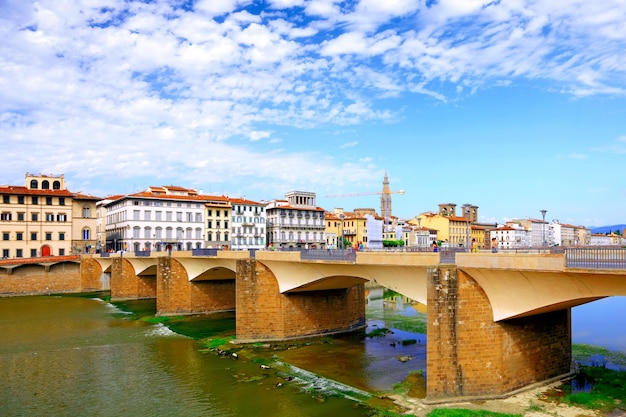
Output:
(41, 245), (51, 257)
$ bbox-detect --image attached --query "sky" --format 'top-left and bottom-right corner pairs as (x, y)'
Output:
(1, 0), (625, 228)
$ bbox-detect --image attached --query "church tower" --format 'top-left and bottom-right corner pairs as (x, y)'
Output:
(380, 171), (392, 231)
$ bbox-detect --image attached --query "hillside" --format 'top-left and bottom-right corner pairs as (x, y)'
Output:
(590, 224), (626, 234)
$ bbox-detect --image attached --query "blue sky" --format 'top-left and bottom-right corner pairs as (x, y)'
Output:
(1, 0), (625, 227)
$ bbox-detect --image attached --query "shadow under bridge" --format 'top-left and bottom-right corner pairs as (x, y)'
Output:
(255, 251), (433, 304)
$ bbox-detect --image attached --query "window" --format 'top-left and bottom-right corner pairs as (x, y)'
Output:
(2, 249), (8, 258)
(155, 211), (162, 221)
(57, 214), (67, 222)
(30, 249), (37, 257)
(155, 228), (162, 239)
(30, 179), (38, 189)
(166, 212), (172, 221)
(224, 210), (228, 217)
(224, 232), (229, 241)
(46, 197), (53, 205)
(216, 210), (220, 217)
(176, 212), (183, 222)
(216, 220), (221, 228)
(31, 196), (38, 205)
(1, 212), (11, 221)
(17, 212), (24, 221)
(42, 180), (49, 189)
(59, 197), (65, 206)
(144, 211), (151, 221)
(3, 195), (9, 204)
(45, 233), (52, 241)
(18, 196), (24, 204)
(16, 232), (23, 241)
(133, 227), (140, 238)
(224, 221), (229, 229)
(31, 232), (37, 240)
(2, 232), (8, 240)
(52, 181), (60, 190)
(59, 233), (65, 241)
(207, 210), (212, 216)
(59, 248), (65, 255)
(16, 249), (23, 258)
(82, 229), (90, 240)
(31, 213), (38, 221)
(207, 220), (212, 228)
(83, 207), (90, 218)
(46, 213), (54, 222)
(133, 210), (140, 220)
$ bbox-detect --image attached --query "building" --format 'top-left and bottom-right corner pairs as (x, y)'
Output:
(410, 203), (479, 248)
(228, 197), (266, 251)
(102, 185), (215, 253)
(266, 191), (325, 249)
(0, 173), (99, 258)
(205, 197), (232, 249)
(490, 224), (530, 249)
(71, 192), (101, 254)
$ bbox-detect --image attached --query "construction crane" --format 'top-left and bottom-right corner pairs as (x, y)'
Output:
(325, 190), (405, 198)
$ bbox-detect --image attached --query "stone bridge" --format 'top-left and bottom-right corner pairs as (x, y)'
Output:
(79, 251), (626, 402)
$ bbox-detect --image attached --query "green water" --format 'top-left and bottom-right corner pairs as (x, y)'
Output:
(0, 294), (379, 417)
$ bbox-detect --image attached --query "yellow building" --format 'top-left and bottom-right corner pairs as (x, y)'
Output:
(409, 203), (480, 248)
(0, 173), (99, 258)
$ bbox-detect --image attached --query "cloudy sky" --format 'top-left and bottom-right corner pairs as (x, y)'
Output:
(1, 0), (625, 227)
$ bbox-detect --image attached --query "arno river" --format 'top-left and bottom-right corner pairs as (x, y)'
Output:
(0, 289), (624, 417)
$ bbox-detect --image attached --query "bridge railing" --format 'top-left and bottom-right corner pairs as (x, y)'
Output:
(565, 246), (626, 269)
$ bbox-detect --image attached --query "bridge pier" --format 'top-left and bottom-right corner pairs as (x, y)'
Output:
(426, 265), (573, 402)
(79, 257), (109, 292)
(235, 259), (366, 342)
(110, 257), (156, 301)
(156, 257), (235, 316)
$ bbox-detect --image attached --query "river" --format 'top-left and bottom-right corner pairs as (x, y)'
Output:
(0, 291), (623, 416)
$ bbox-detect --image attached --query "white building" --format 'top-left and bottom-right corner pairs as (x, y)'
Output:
(102, 186), (210, 253)
(365, 214), (383, 249)
(266, 191), (325, 249)
(228, 197), (266, 251)
(490, 224), (530, 249)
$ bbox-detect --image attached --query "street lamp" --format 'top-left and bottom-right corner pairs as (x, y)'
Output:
(339, 214), (345, 250)
(463, 204), (471, 251)
(417, 217), (422, 250)
(540, 209), (547, 252)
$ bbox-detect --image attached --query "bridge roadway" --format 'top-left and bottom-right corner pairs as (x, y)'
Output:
(82, 250), (626, 403)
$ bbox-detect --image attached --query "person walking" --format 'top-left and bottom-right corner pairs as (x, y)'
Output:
(431, 241), (438, 252)
(491, 238), (498, 253)
(471, 238), (479, 253)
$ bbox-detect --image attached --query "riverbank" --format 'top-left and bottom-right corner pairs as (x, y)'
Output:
(389, 381), (603, 417)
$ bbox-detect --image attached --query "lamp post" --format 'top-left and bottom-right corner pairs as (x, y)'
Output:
(463, 204), (471, 251)
(417, 217), (422, 250)
(339, 214), (345, 250)
(540, 209), (547, 252)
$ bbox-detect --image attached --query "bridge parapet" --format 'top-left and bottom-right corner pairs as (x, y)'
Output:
(456, 252), (565, 271)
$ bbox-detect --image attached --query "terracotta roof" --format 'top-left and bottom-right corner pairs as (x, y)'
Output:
(228, 197), (264, 205)
(0, 185), (75, 197)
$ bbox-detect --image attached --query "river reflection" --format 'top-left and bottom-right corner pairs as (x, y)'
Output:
(0, 295), (372, 417)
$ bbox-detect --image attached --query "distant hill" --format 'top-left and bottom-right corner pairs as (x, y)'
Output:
(590, 224), (626, 234)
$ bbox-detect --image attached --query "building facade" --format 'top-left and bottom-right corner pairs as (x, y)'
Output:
(266, 191), (325, 249)
(0, 173), (98, 258)
(102, 186), (209, 253)
(228, 197), (266, 251)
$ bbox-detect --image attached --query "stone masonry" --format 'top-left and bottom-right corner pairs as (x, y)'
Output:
(110, 257), (156, 301)
(156, 257), (236, 316)
(426, 265), (572, 402)
(235, 259), (366, 342)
